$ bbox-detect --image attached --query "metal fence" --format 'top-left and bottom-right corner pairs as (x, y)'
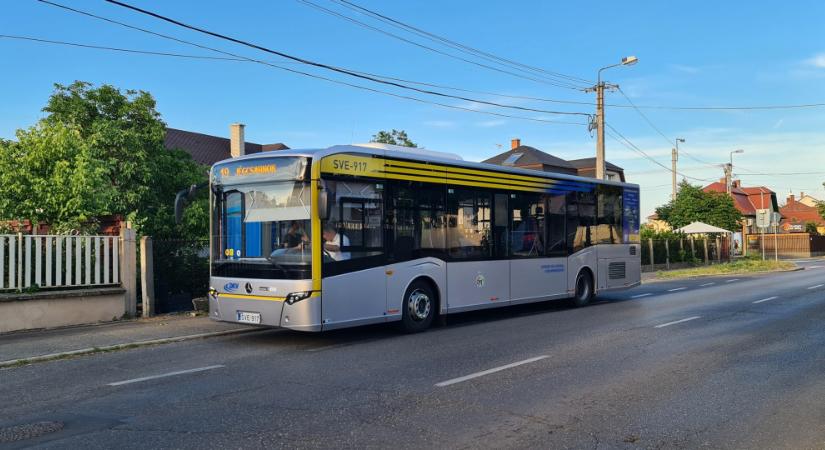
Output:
(0, 234), (120, 291)
(152, 239), (209, 313)
(641, 237), (729, 272)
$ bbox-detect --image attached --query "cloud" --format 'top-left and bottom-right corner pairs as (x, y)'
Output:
(669, 64), (700, 74)
(475, 119), (507, 128)
(804, 53), (825, 69)
(423, 120), (456, 128)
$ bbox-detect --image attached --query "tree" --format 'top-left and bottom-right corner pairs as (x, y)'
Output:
(805, 221), (820, 235)
(0, 81), (207, 238)
(655, 181), (742, 231)
(370, 129), (417, 147)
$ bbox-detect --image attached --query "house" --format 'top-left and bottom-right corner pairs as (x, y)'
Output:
(567, 157), (626, 182)
(795, 192), (822, 208)
(165, 123), (289, 166)
(703, 179), (779, 235)
(780, 193), (825, 234)
(482, 138), (625, 181)
(645, 213), (671, 232)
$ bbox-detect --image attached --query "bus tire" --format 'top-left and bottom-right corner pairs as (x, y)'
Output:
(400, 280), (436, 333)
(571, 269), (594, 307)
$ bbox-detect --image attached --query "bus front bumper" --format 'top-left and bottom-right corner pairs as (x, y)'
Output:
(208, 278), (322, 332)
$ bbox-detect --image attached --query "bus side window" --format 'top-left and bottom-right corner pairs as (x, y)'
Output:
(545, 193), (566, 255)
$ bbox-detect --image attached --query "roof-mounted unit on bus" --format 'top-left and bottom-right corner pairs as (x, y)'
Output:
(354, 142), (463, 161)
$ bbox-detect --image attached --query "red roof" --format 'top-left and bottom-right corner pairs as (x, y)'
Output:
(780, 200), (825, 226)
(703, 181), (776, 216)
(164, 128), (289, 166)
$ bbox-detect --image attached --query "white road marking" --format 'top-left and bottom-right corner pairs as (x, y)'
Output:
(668, 287), (687, 292)
(631, 293), (652, 298)
(753, 296), (778, 304)
(108, 365), (225, 386)
(808, 265), (823, 269)
(725, 279), (740, 283)
(807, 284), (824, 290)
(435, 356), (548, 387)
(654, 316), (701, 329)
(700, 282), (715, 287)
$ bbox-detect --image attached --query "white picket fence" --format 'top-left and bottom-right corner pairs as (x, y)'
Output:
(0, 234), (120, 291)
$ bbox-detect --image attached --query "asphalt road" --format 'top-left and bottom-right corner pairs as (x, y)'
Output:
(2, 259), (825, 449)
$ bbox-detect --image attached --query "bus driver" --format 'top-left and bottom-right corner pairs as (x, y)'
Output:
(322, 224), (351, 261)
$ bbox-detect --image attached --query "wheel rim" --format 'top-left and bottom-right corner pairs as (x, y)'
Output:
(576, 275), (589, 300)
(407, 289), (431, 322)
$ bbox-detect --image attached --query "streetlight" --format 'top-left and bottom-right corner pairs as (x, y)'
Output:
(593, 56), (638, 180)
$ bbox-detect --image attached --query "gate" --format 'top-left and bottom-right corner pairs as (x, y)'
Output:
(152, 239), (209, 313)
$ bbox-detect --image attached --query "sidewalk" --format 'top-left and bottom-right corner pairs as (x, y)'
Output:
(0, 314), (254, 366)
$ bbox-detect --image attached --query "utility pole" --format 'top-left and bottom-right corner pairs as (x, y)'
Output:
(591, 56), (638, 180)
(596, 82), (605, 180)
(671, 147), (678, 200)
(724, 163), (733, 195)
(672, 138), (685, 201)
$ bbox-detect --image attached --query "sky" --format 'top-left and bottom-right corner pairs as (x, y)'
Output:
(2, 0), (825, 217)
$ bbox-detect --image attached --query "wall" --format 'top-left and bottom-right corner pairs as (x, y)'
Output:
(0, 288), (126, 334)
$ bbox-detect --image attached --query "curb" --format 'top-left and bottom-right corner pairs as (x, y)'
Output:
(643, 265), (804, 283)
(0, 327), (262, 369)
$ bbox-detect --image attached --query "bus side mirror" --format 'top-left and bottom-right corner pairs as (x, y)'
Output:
(318, 189), (330, 220)
(174, 183), (206, 224)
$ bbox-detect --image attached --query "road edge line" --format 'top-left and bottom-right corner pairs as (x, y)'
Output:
(0, 328), (261, 369)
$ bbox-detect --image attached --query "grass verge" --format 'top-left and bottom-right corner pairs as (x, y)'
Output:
(656, 259), (796, 279)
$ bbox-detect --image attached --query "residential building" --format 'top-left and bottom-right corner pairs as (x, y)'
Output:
(165, 123), (289, 166)
(482, 138), (625, 181)
(645, 213), (671, 232)
(795, 192), (822, 208)
(780, 193), (825, 234)
(703, 179), (779, 235)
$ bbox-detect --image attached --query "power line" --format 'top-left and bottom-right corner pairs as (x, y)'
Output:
(605, 123), (715, 182)
(0, 34), (248, 61)
(96, 0), (591, 117)
(297, 0), (584, 90)
(35, 1), (586, 126)
(331, 0), (594, 87)
(616, 87), (720, 168)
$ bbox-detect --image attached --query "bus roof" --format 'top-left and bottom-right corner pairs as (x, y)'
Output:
(213, 144), (639, 189)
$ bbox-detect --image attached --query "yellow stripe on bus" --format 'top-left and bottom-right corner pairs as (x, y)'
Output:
(218, 293), (287, 302)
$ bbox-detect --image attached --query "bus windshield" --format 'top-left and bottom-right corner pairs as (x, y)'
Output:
(212, 180), (312, 279)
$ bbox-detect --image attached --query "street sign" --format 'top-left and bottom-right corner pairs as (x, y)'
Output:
(771, 211), (781, 227)
(756, 209), (771, 229)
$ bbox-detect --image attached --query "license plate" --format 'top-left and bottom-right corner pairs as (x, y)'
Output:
(236, 311), (261, 324)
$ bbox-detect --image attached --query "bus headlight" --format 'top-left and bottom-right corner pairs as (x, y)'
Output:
(285, 291), (312, 305)
(208, 288), (218, 300)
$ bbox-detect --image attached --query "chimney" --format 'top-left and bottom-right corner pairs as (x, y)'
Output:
(511, 138), (521, 150)
(788, 194), (795, 205)
(732, 179), (741, 189)
(230, 123), (245, 158)
(801, 191), (805, 198)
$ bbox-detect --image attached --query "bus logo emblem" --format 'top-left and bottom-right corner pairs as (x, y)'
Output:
(475, 274), (485, 288)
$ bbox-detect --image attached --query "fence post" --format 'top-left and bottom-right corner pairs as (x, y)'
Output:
(664, 240), (671, 270)
(17, 232), (23, 290)
(715, 236), (721, 262)
(648, 239), (654, 268)
(140, 236), (155, 318)
(703, 239), (709, 265)
(120, 224), (137, 318)
(690, 237), (695, 260)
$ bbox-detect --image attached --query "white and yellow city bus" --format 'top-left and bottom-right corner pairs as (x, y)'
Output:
(207, 143), (640, 332)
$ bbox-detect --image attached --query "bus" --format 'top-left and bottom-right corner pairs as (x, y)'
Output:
(206, 143), (640, 332)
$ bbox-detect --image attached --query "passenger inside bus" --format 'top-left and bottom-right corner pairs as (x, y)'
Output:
(283, 220), (308, 250)
(322, 225), (351, 261)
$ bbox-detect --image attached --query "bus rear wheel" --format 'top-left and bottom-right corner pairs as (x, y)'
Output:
(400, 280), (436, 333)
(571, 270), (594, 307)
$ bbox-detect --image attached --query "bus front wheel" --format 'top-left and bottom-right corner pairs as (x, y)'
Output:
(571, 270), (594, 307)
(400, 280), (436, 333)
